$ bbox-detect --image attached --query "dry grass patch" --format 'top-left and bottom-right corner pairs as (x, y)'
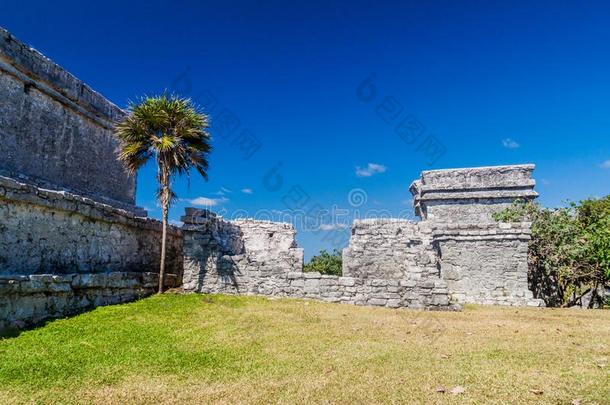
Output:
(0, 294), (608, 404)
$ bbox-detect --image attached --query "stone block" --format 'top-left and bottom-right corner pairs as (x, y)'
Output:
(367, 298), (387, 306)
(386, 299), (401, 308)
(338, 277), (356, 286)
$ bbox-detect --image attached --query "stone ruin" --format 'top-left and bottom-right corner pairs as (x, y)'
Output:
(182, 164), (543, 309)
(0, 28), (182, 332)
(0, 27), (543, 333)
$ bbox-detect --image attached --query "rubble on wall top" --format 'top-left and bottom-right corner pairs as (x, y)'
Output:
(352, 218), (416, 225)
(181, 207), (296, 228)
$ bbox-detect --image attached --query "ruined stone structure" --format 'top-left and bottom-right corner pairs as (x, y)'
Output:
(182, 165), (543, 309)
(410, 164), (538, 222)
(410, 165), (540, 305)
(0, 28), (180, 332)
(182, 213), (451, 309)
(0, 28), (138, 212)
(1, 27), (543, 332)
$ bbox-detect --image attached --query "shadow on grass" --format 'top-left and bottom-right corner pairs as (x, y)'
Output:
(0, 293), (153, 340)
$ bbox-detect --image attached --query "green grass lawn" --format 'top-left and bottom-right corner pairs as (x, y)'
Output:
(1, 294), (609, 404)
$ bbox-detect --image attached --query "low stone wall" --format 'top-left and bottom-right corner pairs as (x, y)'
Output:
(182, 164), (544, 309)
(181, 210), (303, 294)
(341, 219), (451, 308)
(0, 272), (173, 331)
(0, 176), (182, 332)
(343, 219), (434, 279)
(181, 211), (454, 310)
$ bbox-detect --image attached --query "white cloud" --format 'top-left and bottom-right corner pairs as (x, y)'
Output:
(501, 138), (520, 149)
(241, 188), (253, 194)
(600, 160), (610, 169)
(187, 196), (228, 207)
(214, 187), (233, 196)
(168, 219), (182, 227)
(401, 199), (413, 206)
(319, 223), (348, 231)
(356, 163), (387, 177)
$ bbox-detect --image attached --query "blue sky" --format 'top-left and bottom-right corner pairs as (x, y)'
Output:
(3, 0), (609, 259)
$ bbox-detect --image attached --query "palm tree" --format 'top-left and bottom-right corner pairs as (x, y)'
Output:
(115, 94), (211, 293)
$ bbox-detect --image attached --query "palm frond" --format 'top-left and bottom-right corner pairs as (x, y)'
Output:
(114, 94), (212, 205)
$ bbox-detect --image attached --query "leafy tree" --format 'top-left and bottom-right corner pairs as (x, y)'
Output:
(115, 95), (211, 293)
(578, 197), (610, 281)
(304, 249), (343, 276)
(493, 197), (610, 307)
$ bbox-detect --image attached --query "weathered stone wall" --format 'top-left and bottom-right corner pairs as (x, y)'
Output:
(404, 164), (543, 306)
(182, 211), (454, 310)
(0, 176), (183, 331)
(432, 223), (538, 306)
(342, 219), (432, 280)
(182, 164), (543, 309)
(0, 27), (138, 211)
(341, 219), (451, 309)
(0, 28), (177, 333)
(410, 164), (537, 222)
(182, 210), (303, 294)
(1, 272), (162, 332)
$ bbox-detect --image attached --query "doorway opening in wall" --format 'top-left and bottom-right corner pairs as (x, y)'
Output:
(303, 248), (343, 276)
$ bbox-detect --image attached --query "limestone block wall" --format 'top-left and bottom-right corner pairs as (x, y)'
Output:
(180, 165), (544, 309)
(0, 176), (183, 331)
(341, 219), (451, 308)
(343, 219), (433, 279)
(182, 211), (454, 310)
(182, 210), (303, 294)
(432, 223), (540, 306)
(407, 164), (543, 306)
(0, 27), (138, 212)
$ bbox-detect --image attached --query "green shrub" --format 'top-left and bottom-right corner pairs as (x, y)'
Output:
(304, 249), (343, 276)
(493, 196), (610, 307)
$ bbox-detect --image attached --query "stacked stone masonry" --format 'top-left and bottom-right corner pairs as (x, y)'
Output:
(0, 29), (178, 332)
(0, 176), (182, 331)
(410, 164), (538, 222)
(1, 27), (544, 333)
(0, 27), (140, 212)
(182, 213), (453, 309)
(182, 164), (543, 309)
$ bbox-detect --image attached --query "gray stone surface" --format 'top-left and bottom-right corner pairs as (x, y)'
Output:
(432, 223), (539, 306)
(410, 164), (538, 222)
(181, 210), (457, 310)
(0, 176), (182, 332)
(0, 28), (544, 331)
(0, 28), (179, 332)
(0, 176), (183, 276)
(182, 164), (543, 309)
(0, 27), (137, 210)
(0, 271), (179, 331)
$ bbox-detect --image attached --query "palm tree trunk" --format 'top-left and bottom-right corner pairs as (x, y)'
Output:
(158, 169), (169, 294)
(159, 203), (167, 294)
